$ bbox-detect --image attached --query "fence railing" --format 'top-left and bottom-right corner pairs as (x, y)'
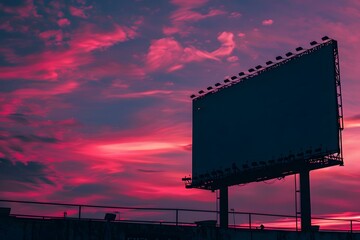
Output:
(1, 199), (359, 233)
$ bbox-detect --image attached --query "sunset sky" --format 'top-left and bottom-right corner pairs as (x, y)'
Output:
(1, 0), (360, 225)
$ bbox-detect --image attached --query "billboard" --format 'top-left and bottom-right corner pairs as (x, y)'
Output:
(190, 39), (343, 190)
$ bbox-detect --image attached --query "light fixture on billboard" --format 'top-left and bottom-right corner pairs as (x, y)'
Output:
(255, 65), (262, 70)
(231, 76), (237, 80)
(285, 52), (293, 57)
(275, 56), (283, 60)
(266, 61), (273, 65)
(214, 83), (222, 87)
(321, 36), (330, 41)
(238, 72), (245, 76)
(296, 47), (303, 51)
(207, 86), (213, 90)
(190, 94), (196, 99)
(198, 90), (205, 94)
(224, 79), (230, 83)
(310, 41), (318, 46)
(248, 68), (255, 73)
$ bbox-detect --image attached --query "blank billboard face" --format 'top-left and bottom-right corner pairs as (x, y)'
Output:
(192, 42), (340, 181)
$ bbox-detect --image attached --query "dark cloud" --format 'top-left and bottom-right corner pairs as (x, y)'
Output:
(7, 113), (29, 124)
(9, 144), (23, 152)
(0, 158), (55, 186)
(13, 134), (59, 143)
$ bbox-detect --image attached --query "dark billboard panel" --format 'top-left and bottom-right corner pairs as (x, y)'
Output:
(192, 41), (341, 188)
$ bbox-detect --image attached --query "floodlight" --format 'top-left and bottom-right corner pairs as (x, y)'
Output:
(215, 83), (221, 87)
(296, 47), (303, 51)
(255, 65), (262, 70)
(310, 41), (318, 46)
(285, 52), (293, 57)
(198, 90), (204, 94)
(231, 76), (237, 80)
(275, 56), (283, 60)
(238, 72), (245, 76)
(266, 61), (273, 65)
(224, 79), (230, 83)
(321, 36), (330, 41)
(207, 86), (213, 90)
(190, 94), (196, 98)
(248, 68), (255, 73)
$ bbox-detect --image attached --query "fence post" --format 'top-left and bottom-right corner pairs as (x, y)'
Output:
(176, 209), (179, 226)
(350, 220), (353, 234)
(78, 205), (82, 219)
(249, 213), (252, 230)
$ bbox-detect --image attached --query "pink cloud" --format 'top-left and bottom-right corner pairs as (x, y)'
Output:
(0, 21), (138, 82)
(229, 12), (242, 18)
(0, 49), (91, 81)
(262, 19), (274, 26)
(211, 32), (235, 57)
(171, 8), (225, 23)
(80, 61), (145, 81)
(0, 0), (40, 18)
(170, 0), (208, 9)
(344, 117), (360, 128)
(227, 56), (239, 62)
(106, 90), (173, 99)
(39, 30), (64, 46)
(165, 1), (225, 36)
(146, 31), (235, 72)
(69, 6), (88, 18)
(0, 21), (14, 32)
(57, 18), (71, 27)
(70, 24), (135, 52)
(13, 82), (79, 98)
(146, 38), (183, 71)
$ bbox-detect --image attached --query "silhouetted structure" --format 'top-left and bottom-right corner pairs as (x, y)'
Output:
(184, 36), (344, 231)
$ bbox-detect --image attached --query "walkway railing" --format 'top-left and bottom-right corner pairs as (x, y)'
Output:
(1, 199), (359, 233)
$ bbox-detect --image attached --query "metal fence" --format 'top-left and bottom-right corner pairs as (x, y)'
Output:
(1, 199), (359, 232)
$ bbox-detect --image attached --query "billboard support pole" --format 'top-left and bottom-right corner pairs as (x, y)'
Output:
(300, 169), (311, 231)
(219, 186), (228, 228)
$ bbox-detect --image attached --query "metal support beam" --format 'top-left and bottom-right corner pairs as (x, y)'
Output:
(219, 186), (228, 228)
(300, 170), (311, 231)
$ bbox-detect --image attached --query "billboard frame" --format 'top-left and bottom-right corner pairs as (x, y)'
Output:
(185, 38), (344, 191)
